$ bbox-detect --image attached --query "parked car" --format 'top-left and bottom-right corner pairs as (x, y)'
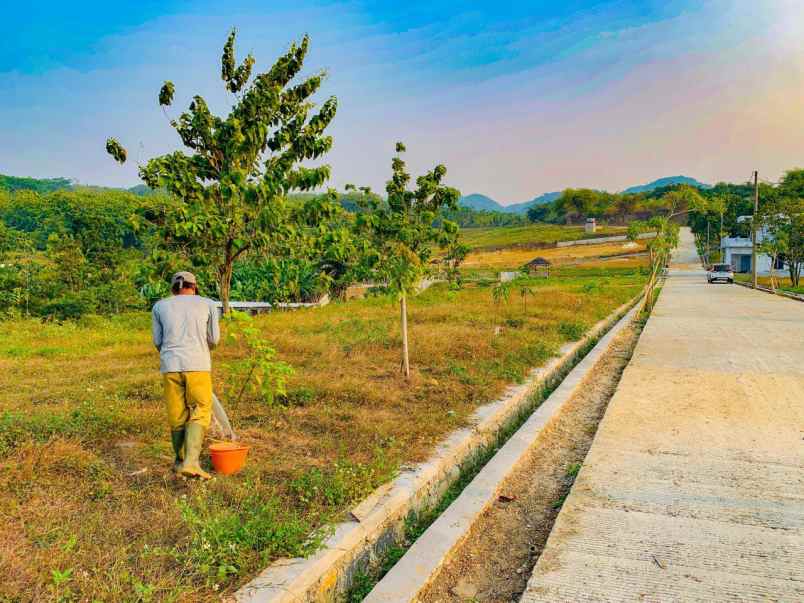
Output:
(707, 263), (734, 283)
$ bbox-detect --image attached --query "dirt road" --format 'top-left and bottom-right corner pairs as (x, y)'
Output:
(522, 227), (804, 602)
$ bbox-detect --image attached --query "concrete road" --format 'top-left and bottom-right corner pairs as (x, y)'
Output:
(522, 227), (804, 602)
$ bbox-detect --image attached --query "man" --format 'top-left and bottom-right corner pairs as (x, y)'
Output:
(152, 271), (220, 479)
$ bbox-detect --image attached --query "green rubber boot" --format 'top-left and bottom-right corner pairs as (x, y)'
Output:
(178, 423), (211, 480)
(170, 428), (185, 472)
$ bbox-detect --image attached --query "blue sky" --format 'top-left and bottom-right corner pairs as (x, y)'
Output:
(3, 1), (803, 202)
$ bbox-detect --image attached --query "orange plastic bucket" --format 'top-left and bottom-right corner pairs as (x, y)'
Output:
(209, 442), (250, 475)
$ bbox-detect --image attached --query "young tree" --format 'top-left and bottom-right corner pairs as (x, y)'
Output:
(106, 30), (337, 313)
(627, 187), (703, 313)
(355, 143), (460, 378)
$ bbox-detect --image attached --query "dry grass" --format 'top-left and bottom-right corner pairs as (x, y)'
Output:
(463, 241), (647, 270)
(0, 269), (645, 601)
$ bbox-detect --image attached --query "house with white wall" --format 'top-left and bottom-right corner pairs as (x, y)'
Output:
(721, 230), (785, 275)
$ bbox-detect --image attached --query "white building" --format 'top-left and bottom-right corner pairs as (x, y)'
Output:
(721, 231), (785, 275)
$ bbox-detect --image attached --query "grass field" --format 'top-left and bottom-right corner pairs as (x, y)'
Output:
(463, 240), (647, 271)
(0, 267), (646, 601)
(459, 224), (626, 250)
(734, 273), (803, 294)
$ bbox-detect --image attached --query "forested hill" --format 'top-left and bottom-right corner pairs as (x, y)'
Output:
(0, 174), (73, 193)
(0, 174), (157, 196)
(459, 191), (560, 214)
(622, 176), (710, 194)
(461, 176), (710, 215)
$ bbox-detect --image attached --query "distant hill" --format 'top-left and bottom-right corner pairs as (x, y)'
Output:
(459, 194), (504, 212)
(622, 176), (710, 194)
(459, 191), (561, 215)
(504, 191), (562, 213)
(0, 174), (73, 193)
(460, 176), (710, 215)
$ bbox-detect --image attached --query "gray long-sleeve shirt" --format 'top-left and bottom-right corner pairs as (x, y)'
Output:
(152, 295), (220, 373)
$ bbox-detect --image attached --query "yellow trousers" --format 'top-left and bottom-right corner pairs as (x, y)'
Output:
(163, 371), (213, 430)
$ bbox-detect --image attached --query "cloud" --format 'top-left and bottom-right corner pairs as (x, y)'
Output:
(1, 0), (802, 200)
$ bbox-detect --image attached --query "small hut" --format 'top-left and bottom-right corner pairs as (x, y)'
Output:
(525, 257), (551, 278)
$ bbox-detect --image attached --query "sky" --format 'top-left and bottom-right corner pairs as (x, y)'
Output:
(2, 0), (804, 204)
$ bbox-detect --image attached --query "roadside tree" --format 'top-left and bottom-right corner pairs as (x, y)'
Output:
(355, 143), (460, 378)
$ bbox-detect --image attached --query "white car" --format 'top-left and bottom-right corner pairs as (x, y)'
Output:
(707, 263), (734, 284)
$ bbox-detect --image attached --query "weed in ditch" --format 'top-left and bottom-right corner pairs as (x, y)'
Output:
(558, 320), (588, 341)
(291, 450), (398, 513)
(551, 493), (569, 509)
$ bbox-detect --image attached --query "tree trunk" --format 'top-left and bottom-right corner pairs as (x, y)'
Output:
(769, 254), (777, 292)
(400, 293), (410, 379)
(790, 261), (801, 287)
(220, 258), (234, 315)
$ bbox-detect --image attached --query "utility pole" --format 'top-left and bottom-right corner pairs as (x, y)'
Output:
(752, 171), (759, 289)
(706, 221), (710, 265)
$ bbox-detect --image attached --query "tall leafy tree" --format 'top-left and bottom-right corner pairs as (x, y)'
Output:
(106, 30), (337, 312)
(355, 143), (460, 378)
(771, 170), (804, 287)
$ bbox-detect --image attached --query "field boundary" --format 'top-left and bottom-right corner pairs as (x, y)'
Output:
(364, 303), (641, 601)
(466, 231), (654, 253)
(234, 293), (645, 603)
(554, 232), (655, 248)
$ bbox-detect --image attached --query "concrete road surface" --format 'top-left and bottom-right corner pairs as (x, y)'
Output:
(522, 227), (804, 602)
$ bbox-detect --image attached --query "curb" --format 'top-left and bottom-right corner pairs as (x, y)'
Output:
(364, 303), (641, 602)
(733, 280), (804, 302)
(234, 294), (643, 603)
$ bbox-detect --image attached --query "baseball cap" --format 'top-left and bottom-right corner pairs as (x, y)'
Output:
(171, 271), (198, 288)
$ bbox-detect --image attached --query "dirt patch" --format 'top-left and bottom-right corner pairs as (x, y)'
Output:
(419, 321), (644, 603)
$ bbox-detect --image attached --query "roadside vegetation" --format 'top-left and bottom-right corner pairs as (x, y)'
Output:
(2, 22), (771, 603)
(0, 267), (645, 600)
(734, 274), (803, 295)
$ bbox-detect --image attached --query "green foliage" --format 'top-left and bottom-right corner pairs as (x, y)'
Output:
(491, 280), (512, 306)
(528, 182), (711, 225)
(355, 143), (461, 297)
(0, 186), (357, 318)
(105, 138), (127, 164)
(290, 451), (397, 513)
(557, 320), (587, 341)
(352, 143), (461, 376)
(443, 205), (528, 228)
(158, 81), (175, 107)
(0, 188), (150, 317)
(107, 31), (338, 313)
(759, 171), (804, 286)
(0, 174), (72, 194)
(224, 311), (294, 405)
(177, 485), (320, 583)
(231, 257), (326, 304)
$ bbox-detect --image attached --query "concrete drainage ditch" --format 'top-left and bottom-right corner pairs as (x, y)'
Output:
(234, 294), (645, 603)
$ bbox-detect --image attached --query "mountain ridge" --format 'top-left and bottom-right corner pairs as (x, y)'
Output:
(460, 176), (710, 214)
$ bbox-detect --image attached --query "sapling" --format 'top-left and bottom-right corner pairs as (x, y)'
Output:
(224, 311), (293, 406)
